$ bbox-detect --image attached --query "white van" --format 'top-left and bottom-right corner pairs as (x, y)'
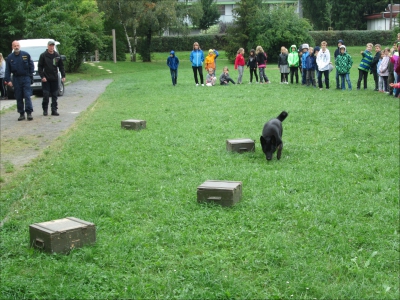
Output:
(7, 39), (66, 99)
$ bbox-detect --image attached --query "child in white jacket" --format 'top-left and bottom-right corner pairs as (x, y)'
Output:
(316, 41), (331, 90)
(378, 47), (389, 92)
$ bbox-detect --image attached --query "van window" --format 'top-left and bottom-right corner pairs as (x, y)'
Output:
(19, 46), (48, 61)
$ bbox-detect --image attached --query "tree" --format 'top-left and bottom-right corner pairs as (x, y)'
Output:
(135, 0), (177, 62)
(301, 0), (390, 30)
(248, 4), (313, 61)
(98, 0), (178, 62)
(24, 0), (104, 72)
(225, 0), (264, 61)
(98, 0), (143, 62)
(197, 0), (220, 32)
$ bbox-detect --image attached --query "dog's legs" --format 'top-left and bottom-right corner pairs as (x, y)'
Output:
(277, 144), (283, 160)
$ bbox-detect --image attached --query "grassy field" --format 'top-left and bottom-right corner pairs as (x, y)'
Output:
(1, 48), (399, 299)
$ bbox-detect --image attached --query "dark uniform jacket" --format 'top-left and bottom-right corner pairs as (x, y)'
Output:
(4, 51), (34, 82)
(38, 50), (65, 81)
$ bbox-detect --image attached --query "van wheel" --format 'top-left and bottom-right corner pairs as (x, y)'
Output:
(58, 82), (64, 96)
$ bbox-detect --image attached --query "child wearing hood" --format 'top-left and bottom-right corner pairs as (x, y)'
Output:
(204, 49), (219, 74)
(167, 50), (179, 86)
(335, 45), (353, 90)
(301, 44), (310, 85)
(305, 47), (316, 87)
(288, 45), (299, 84)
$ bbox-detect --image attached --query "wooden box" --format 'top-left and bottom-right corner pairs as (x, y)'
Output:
(197, 180), (242, 207)
(226, 138), (255, 153)
(121, 119), (146, 130)
(29, 217), (96, 254)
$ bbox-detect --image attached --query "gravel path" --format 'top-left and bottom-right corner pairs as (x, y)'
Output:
(0, 79), (112, 177)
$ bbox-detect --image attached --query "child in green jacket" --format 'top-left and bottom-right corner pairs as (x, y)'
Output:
(288, 45), (299, 84)
(335, 45), (353, 90)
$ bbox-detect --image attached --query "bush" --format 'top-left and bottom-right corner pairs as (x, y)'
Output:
(99, 36), (127, 61)
(309, 30), (395, 47)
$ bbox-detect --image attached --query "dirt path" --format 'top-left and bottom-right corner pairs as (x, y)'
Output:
(0, 79), (112, 179)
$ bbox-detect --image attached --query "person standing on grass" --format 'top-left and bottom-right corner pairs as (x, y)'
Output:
(288, 45), (299, 84)
(370, 44), (382, 91)
(204, 49), (218, 75)
(278, 46), (289, 84)
(301, 44), (309, 85)
(0, 53), (7, 100)
(387, 46), (395, 96)
(356, 43), (373, 90)
(38, 40), (65, 116)
(378, 48), (389, 93)
(316, 41), (331, 90)
(256, 46), (270, 84)
(305, 47), (316, 87)
(334, 39), (344, 89)
(190, 42), (204, 86)
(4, 40), (35, 121)
(247, 49), (258, 84)
(167, 50), (179, 86)
(335, 45), (353, 90)
(234, 48), (245, 84)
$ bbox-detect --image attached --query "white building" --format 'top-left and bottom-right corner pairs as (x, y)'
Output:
(182, 0), (300, 24)
(365, 4), (399, 30)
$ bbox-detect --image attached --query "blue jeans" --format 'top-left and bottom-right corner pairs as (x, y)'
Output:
(340, 74), (352, 90)
(335, 69), (340, 88)
(170, 69), (177, 85)
(13, 76), (33, 113)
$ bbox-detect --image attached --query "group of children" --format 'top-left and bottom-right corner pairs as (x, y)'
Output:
(166, 40), (400, 95)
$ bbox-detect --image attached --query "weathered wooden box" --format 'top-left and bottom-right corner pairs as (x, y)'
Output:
(121, 119), (146, 130)
(226, 138), (255, 153)
(197, 180), (242, 207)
(29, 217), (96, 254)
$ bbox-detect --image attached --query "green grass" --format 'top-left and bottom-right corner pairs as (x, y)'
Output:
(0, 48), (399, 299)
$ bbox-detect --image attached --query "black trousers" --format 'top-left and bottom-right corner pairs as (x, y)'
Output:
(42, 80), (59, 111)
(249, 67), (258, 82)
(289, 66), (298, 83)
(192, 66), (203, 84)
(357, 70), (368, 89)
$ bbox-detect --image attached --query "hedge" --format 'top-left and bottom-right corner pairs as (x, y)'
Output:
(133, 30), (396, 55)
(309, 30), (396, 47)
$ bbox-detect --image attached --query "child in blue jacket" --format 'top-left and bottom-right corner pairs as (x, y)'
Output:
(167, 50), (179, 86)
(301, 44), (310, 85)
(305, 47), (316, 87)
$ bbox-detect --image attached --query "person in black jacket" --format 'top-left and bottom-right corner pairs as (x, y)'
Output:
(246, 49), (258, 83)
(38, 40), (65, 116)
(370, 44), (381, 91)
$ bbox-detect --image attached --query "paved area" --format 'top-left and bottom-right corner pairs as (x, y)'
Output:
(0, 79), (112, 177)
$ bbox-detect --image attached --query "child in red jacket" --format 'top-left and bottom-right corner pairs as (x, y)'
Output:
(234, 48), (245, 84)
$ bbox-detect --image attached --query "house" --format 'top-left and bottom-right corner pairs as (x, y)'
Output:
(182, 0), (300, 24)
(365, 3), (399, 30)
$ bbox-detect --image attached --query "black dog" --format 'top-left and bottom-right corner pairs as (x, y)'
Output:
(260, 111), (288, 160)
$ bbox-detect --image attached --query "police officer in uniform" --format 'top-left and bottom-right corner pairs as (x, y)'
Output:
(4, 40), (34, 121)
(38, 39), (65, 116)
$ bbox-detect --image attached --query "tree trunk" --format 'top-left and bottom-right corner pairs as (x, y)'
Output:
(132, 26), (137, 62)
(143, 30), (152, 62)
(121, 22), (133, 61)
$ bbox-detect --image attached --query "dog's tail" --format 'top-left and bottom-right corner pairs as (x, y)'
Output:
(277, 111), (288, 122)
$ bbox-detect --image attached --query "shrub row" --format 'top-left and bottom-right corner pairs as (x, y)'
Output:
(309, 30), (396, 47)
(133, 30), (396, 55)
